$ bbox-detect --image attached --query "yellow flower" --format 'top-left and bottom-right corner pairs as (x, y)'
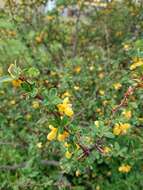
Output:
(64, 106), (74, 117)
(123, 44), (130, 51)
(113, 124), (122, 135)
(118, 164), (131, 173)
(103, 146), (111, 154)
(64, 142), (70, 147)
(98, 72), (104, 79)
(96, 108), (102, 113)
(37, 142), (42, 149)
(89, 66), (94, 71)
(122, 110), (132, 120)
(44, 15), (55, 21)
(62, 91), (71, 98)
(99, 90), (105, 96)
(115, 31), (122, 37)
(74, 86), (80, 90)
(121, 123), (131, 134)
(130, 59), (143, 70)
(94, 120), (99, 128)
(25, 114), (32, 120)
(12, 79), (22, 88)
(47, 127), (58, 141)
(74, 66), (81, 73)
(113, 123), (131, 136)
(113, 83), (122, 90)
(32, 101), (40, 109)
(57, 131), (69, 141)
(10, 100), (16, 105)
(65, 150), (72, 159)
(102, 100), (108, 106)
(75, 170), (81, 177)
(96, 185), (100, 190)
(35, 35), (43, 43)
(57, 97), (74, 117)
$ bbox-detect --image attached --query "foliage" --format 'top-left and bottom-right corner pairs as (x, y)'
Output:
(0, 0), (143, 189)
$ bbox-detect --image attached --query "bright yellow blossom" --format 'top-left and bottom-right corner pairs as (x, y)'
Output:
(65, 150), (72, 159)
(74, 66), (81, 73)
(118, 164), (131, 173)
(123, 44), (130, 51)
(130, 59), (143, 70)
(12, 79), (22, 88)
(62, 91), (71, 98)
(47, 127), (58, 141)
(103, 146), (111, 154)
(10, 100), (16, 105)
(94, 120), (99, 128)
(57, 131), (69, 141)
(99, 90), (105, 96)
(98, 73), (104, 79)
(74, 86), (80, 90)
(75, 170), (81, 177)
(113, 123), (131, 136)
(122, 110), (132, 120)
(37, 142), (42, 149)
(32, 101), (40, 109)
(113, 83), (122, 90)
(57, 97), (74, 117)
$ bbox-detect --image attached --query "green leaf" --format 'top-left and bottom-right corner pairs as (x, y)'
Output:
(49, 88), (57, 97)
(105, 132), (115, 139)
(27, 67), (40, 77)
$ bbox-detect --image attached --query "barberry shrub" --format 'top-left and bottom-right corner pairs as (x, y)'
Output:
(0, 0), (143, 189)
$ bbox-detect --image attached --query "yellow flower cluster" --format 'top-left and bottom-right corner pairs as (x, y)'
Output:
(61, 91), (71, 98)
(130, 58), (143, 70)
(122, 110), (132, 120)
(118, 164), (131, 173)
(57, 97), (74, 117)
(47, 125), (69, 142)
(113, 123), (131, 135)
(113, 83), (122, 90)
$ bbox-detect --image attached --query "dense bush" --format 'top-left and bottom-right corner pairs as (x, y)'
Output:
(0, 0), (143, 189)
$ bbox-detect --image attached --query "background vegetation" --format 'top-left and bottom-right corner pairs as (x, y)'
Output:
(0, 0), (143, 189)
